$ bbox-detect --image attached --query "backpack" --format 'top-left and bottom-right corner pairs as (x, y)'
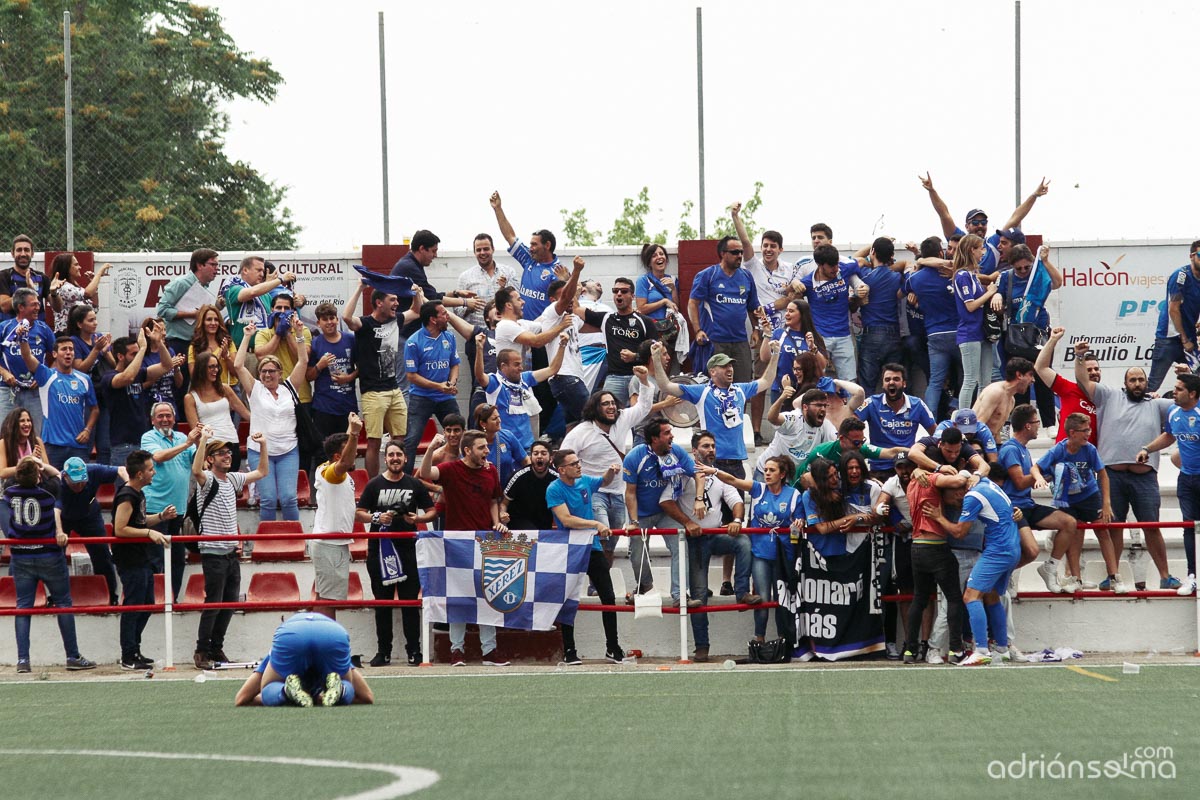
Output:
(182, 477), (221, 553)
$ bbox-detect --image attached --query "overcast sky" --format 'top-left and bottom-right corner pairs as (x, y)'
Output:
(211, 0), (1200, 253)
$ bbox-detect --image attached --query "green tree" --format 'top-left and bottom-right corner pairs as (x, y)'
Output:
(676, 200), (698, 241)
(708, 181), (764, 241)
(607, 186), (666, 246)
(559, 207), (599, 247)
(0, 1), (299, 251)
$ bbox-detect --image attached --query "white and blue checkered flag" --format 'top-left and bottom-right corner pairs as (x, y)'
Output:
(417, 529), (595, 630)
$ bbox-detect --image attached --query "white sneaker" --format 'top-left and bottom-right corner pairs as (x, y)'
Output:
(1078, 577), (1099, 590)
(926, 649), (945, 665)
(1006, 645), (1024, 662)
(1177, 575), (1197, 597)
(958, 651), (992, 667)
(1060, 575), (1082, 594)
(1037, 561), (1063, 593)
(1111, 574), (1131, 595)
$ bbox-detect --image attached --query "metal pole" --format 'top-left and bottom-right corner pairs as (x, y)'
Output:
(696, 7), (706, 239)
(378, 11), (391, 245)
(63, 11), (74, 251)
(162, 544), (175, 670)
(1014, 0), (1022, 207)
(678, 530), (689, 663)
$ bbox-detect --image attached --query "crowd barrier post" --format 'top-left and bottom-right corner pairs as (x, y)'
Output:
(677, 529), (689, 663)
(421, 619), (432, 667)
(163, 544), (175, 670)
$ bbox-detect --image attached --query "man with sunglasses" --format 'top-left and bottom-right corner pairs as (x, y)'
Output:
(1147, 240), (1200, 394)
(688, 236), (762, 387)
(582, 276), (659, 408)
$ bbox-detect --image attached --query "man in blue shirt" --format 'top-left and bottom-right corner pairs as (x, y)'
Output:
(651, 340), (781, 479)
(546, 449), (625, 665)
(621, 417), (700, 605)
(855, 363), (935, 480)
(403, 301), (461, 471)
(1139, 373), (1200, 595)
(0, 287), (56, 431)
(688, 236), (762, 385)
(142, 402), (204, 601)
(7, 457), (96, 673)
(308, 301), (358, 441)
(19, 334), (98, 468)
(1147, 241), (1200, 394)
(59, 457), (130, 606)
(490, 192), (559, 322)
(797, 244), (865, 382)
(907, 237), (961, 418)
(853, 238), (908, 393)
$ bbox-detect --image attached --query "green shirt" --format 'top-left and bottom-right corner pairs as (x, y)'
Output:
(795, 439), (884, 483)
(156, 273), (215, 342)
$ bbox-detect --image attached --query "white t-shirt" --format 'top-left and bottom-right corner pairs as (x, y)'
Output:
(246, 381), (299, 456)
(313, 461), (356, 543)
(494, 318), (539, 364)
(881, 474), (912, 525)
(743, 255), (799, 329)
(535, 304), (584, 379)
(755, 412), (837, 474)
(673, 467), (743, 529)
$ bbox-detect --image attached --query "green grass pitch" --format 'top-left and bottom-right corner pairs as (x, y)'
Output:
(1, 664), (1195, 799)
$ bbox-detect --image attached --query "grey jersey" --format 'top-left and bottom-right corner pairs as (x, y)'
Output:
(1090, 382), (1172, 470)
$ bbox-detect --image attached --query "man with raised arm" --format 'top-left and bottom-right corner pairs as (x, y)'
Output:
(311, 413), (365, 619)
(477, 331), (568, 450)
(1034, 327), (1098, 444)
(223, 256), (295, 347)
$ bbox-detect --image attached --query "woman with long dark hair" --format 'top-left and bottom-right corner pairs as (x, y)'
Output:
(188, 304), (239, 390)
(761, 299), (827, 403)
(634, 243), (678, 321)
(952, 234), (997, 409)
(49, 253), (109, 333)
(185, 351), (251, 471)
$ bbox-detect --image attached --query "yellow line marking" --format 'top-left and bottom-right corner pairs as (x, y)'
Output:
(1065, 664), (1118, 683)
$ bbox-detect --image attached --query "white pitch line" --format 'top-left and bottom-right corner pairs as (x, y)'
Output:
(0, 749), (439, 800)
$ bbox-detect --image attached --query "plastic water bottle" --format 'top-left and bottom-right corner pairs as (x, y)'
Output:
(1128, 531), (1148, 590)
(722, 659), (736, 670)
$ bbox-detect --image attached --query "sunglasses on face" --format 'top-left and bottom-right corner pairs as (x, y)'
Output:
(724, 249), (744, 256)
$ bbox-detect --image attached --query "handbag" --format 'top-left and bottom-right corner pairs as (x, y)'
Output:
(282, 379), (324, 453)
(632, 529), (663, 620)
(748, 638), (792, 664)
(1001, 272), (1048, 360)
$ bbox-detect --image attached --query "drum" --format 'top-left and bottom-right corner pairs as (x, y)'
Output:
(661, 373), (707, 428)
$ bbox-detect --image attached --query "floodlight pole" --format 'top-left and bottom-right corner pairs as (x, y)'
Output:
(696, 7), (706, 239)
(378, 11), (391, 244)
(64, 11), (75, 250)
(1014, 0), (1022, 207)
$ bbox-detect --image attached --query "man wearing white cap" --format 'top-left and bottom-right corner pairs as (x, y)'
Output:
(929, 408), (999, 463)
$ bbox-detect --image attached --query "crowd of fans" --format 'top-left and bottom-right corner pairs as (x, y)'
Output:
(4, 178), (1200, 671)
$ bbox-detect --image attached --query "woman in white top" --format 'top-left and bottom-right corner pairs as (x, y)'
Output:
(185, 350), (251, 470)
(233, 319), (309, 522)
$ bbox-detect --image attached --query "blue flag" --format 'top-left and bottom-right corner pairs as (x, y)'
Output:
(1015, 257), (1052, 324)
(352, 265), (415, 298)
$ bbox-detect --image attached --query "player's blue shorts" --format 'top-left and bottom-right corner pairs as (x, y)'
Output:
(262, 613), (352, 679)
(966, 549), (1020, 594)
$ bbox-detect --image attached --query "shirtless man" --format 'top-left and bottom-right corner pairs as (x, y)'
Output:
(972, 357), (1036, 438)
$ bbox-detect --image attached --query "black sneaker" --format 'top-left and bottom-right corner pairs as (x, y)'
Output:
(16, 660), (30, 674)
(605, 645), (626, 664)
(121, 656), (150, 671)
(369, 652), (391, 668)
(917, 641), (930, 662)
(350, 654), (363, 669)
(947, 651), (965, 666)
(719, 581), (735, 596)
(66, 656), (97, 671)
(210, 648), (230, 664)
(134, 652), (155, 669)
(562, 649), (583, 666)
(754, 432), (767, 448)
(406, 651), (420, 667)
(902, 650), (916, 665)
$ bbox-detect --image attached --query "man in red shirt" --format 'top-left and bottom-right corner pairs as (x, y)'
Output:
(1036, 327), (1098, 443)
(419, 429), (510, 667)
(903, 469), (971, 664)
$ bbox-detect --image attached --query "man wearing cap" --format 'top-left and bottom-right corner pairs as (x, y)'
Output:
(905, 426), (989, 479)
(926, 408), (999, 464)
(191, 426), (270, 668)
(1146, 240), (1200, 394)
(58, 457), (130, 606)
(919, 173), (1051, 277)
(855, 363), (936, 481)
(688, 236), (764, 388)
(142, 402), (205, 602)
(651, 340), (781, 481)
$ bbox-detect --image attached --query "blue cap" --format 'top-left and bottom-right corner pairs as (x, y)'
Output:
(997, 227), (1026, 244)
(64, 457), (88, 483)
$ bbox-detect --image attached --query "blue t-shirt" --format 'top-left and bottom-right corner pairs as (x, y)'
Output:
(952, 270), (987, 344)
(311, 332), (357, 416)
(801, 490), (849, 557)
(1036, 441), (1099, 503)
(634, 273), (673, 321)
(857, 264), (903, 328)
(546, 474), (604, 550)
(905, 291), (927, 338)
(487, 428), (527, 490)
(678, 381), (758, 462)
(799, 263), (862, 338)
(855, 393), (935, 470)
(689, 264), (760, 342)
(100, 366), (149, 447)
(140, 428), (195, 514)
(997, 439), (1034, 508)
(1169, 404), (1200, 476)
(405, 327), (460, 400)
(769, 326), (812, 393)
(1037, 441), (1104, 503)
(932, 420), (999, 458)
(749, 481), (800, 560)
(141, 348), (178, 408)
(622, 443), (695, 519)
(4, 483), (60, 557)
(1155, 265), (1200, 341)
(960, 478), (1020, 558)
(905, 269), (957, 335)
(996, 268), (1051, 331)
(507, 240), (558, 321)
(0, 318), (55, 388)
(34, 364), (97, 448)
(57, 463), (119, 519)
(485, 370), (538, 448)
